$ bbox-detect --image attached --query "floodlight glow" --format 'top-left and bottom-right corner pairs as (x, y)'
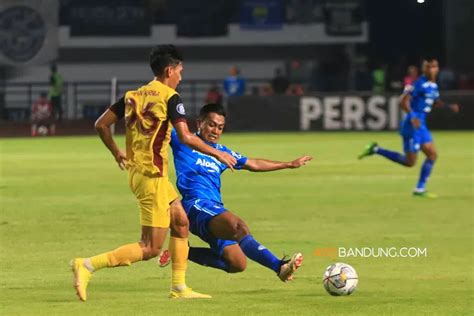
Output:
(417, 0), (425, 3)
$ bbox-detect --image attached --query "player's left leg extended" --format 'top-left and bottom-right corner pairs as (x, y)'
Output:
(413, 140), (438, 197)
(71, 225), (166, 301)
(359, 141), (417, 167)
(186, 244), (246, 273)
(209, 211), (303, 282)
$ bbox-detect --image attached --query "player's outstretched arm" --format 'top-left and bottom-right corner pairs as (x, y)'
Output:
(174, 121), (237, 170)
(95, 109), (127, 170)
(243, 155), (313, 172)
(434, 100), (460, 113)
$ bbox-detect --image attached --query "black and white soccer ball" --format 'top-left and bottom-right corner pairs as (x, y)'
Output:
(323, 263), (358, 296)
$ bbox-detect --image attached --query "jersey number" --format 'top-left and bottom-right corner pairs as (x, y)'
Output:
(125, 99), (159, 135)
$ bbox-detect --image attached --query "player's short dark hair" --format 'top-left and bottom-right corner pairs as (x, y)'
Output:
(199, 103), (226, 120)
(422, 57), (438, 64)
(149, 45), (183, 76)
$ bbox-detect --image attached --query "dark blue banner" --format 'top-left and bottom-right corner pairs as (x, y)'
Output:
(240, 0), (284, 30)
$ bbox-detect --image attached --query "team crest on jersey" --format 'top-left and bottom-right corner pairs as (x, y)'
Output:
(176, 103), (186, 115)
(231, 151), (242, 159)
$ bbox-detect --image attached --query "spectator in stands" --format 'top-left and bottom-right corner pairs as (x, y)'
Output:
(223, 66), (246, 97)
(31, 92), (55, 136)
(271, 68), (290, 94)
(403, 65), (419, 87)
(204, 84), (223, 105)
(288, 83), (304, 96)
(372, 64), (386, 94)
(262, 84), (275, 96)
(48, 63), (64, 121)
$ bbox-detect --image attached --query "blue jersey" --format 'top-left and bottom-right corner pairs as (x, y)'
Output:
(408, 75), (440, 121)
(401, 75), (440, 136)
(223, 76), (246, 97)
(170, 129), (248, 204)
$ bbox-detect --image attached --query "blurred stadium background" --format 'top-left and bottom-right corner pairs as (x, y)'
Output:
(0, 0), (473, 136)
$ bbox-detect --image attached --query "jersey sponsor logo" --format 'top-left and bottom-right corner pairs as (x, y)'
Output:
(196, 158), (220, 172)
(176, 103), (186, 115)
(192, 150), (222, 165)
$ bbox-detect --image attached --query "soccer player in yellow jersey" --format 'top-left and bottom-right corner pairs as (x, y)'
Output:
(70, 45), (237, 301)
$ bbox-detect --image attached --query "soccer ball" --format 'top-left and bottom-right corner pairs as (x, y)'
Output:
(323, 263), (358, 296)
(37, 125), (48, 136)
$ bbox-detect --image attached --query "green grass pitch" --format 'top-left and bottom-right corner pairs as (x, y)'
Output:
(1, 131), (473, 315)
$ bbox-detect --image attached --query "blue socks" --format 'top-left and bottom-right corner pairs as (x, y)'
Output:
(239, 235), (281, 273)
(416, 159), (435, 191)
(374, 146), (407, 166)
(188, 236), (282, 274)
(188, 247), (230, 272)
(374, 145), (436, 191)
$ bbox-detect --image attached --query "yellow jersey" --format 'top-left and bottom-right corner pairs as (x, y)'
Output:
(110, 80), (187, 177)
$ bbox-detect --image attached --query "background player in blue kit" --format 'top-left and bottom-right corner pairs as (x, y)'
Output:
(162, 103), (312, 282)
(358, 59), (459, 197)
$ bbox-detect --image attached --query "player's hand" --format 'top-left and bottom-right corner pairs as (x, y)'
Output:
(289, 155), (313, 168)
(411, 118), (421, 129)
(449, 103), (460, 113)
(114, 150), (128, 170)
(217, 151), (237, 172)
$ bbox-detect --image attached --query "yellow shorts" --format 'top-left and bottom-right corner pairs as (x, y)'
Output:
(128, 167), (178, 228)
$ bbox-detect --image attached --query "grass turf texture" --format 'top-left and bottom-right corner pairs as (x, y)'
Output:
(0, 132), (473, 315)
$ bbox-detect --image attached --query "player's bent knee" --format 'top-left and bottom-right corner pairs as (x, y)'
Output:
(227, 258), (247, 273)
(405, 160), (416, 167)
(141, 246), (161, 260)
(170, 217), (189, 238)
(404, 156), (417, 167)
(234, 220), (250, 240)
(170, 208), (190, 238)
(228, 262), (246, 273)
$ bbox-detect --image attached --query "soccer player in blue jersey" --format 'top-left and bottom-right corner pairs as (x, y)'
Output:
(162, 103), (312, 282)
(358, 59), (459, 197)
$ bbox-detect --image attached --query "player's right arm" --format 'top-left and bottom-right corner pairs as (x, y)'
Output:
(400, 86), (420, 129)
(173, 121), (236, 171)
(243, 156), (312, 172)
(95, 98), (127, 170)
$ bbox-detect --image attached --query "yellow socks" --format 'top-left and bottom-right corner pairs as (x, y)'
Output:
(169, 237), (189, 288)
(89, 253), (109, 271)
(89, 243), (143, 271)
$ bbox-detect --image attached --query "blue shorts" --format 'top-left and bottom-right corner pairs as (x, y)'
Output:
(401, 125), (433, 153)
(182, 198), (237, 257)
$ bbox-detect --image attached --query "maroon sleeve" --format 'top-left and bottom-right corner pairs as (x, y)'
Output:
(109, 97), (125, 119)
(167, 94), (187, 124)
